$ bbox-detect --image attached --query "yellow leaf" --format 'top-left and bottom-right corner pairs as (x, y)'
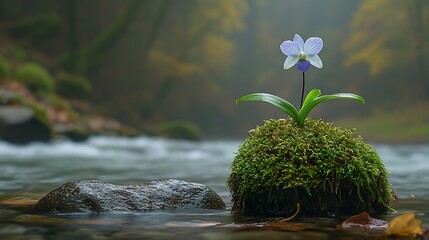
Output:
(385, 213), (423, 236)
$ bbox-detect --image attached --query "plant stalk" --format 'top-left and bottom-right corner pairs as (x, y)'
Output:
(300, 72), (306, 108)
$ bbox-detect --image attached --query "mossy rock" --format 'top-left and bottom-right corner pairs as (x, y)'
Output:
(227, 118), (392, 217)
(14, 63), (54, 97)
(157, 121), (201, 141)
(56, 73), (92, 99)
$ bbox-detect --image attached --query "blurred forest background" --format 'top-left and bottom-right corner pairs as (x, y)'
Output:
(0, 0), (428, 142)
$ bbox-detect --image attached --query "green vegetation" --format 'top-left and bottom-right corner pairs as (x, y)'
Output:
(237, 89), (365, 126)
(0, 55), (10, 80)
(14, 63), (55, 97)
(157, 121), (201, 141)
(56, 73), (92, 99)
(58, 0), (145, 74)
(25, 102), (52, 133)
(0, 1), (427, 138)
(8, 13), (60, 43)
(228, 118), (392, 216)
(338, 108), (429, 143)
(10, 48), (27, 61)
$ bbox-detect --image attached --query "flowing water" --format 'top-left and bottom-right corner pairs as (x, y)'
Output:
(0, 136), (428, 239)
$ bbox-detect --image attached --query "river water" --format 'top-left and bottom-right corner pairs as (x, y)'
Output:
(0, 136), (428, 239)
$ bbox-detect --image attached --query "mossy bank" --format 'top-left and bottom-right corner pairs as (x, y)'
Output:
(227, 118), (392, 217)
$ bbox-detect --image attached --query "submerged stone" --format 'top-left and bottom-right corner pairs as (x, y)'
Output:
(33, 179), (225, 213)
(227, 118), (392, 217)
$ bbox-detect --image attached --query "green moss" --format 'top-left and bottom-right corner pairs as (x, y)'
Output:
(56, 73), (92, 99)
(25, 102), (51, 131)
(0, 55), (10, 80)
(45, 94), (79, 121)
(227, 118), (392, 217)
(14, 63), (55, 97)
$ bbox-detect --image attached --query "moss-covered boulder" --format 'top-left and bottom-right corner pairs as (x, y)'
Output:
(56, 73), (92, 99)
(227, 118), (392, 217)
(14, 63), (54, 97)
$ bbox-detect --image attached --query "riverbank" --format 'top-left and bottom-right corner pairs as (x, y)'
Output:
(0, 81), (137, 143)
(337, 115), (429, 144)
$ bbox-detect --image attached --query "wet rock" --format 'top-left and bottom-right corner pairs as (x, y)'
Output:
(33, 179), (225, 213)
(0, 106), (52, 144)
(53, 123), (89, 142)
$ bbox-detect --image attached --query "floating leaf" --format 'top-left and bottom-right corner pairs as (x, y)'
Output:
(385, 213), (423, 236)
(340, 212), (388, 231)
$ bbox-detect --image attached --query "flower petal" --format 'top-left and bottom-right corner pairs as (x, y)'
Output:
(296, 60), (311, 72)
(304, 37), (323, 56)
(307, 54), (323, 68)
(280, 41), (300, 56)
(283, 56), (299, 69)
(293, 34), (305, 52)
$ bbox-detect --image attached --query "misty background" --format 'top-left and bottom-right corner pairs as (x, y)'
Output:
(0, 0), (428, 141)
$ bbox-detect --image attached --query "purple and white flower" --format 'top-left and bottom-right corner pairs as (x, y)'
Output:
(280, 34), (323, 72)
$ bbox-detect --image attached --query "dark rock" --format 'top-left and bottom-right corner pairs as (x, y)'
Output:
(33, 179), (225, 213)
(54, 123), (89, 142)
(0, 106), (52, 144)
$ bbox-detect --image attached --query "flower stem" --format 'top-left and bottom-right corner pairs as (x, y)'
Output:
(300, 72), (305, 109)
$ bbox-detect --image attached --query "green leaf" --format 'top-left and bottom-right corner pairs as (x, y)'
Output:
(302, 89), (321, 107)
(298, 92), (365, 125)
(236, 93), (300, 121)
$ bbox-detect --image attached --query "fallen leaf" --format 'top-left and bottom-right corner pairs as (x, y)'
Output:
(340, 212), (388, 231)
(385, 213), (423, 236)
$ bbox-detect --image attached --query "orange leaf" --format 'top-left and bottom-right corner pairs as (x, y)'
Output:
(340, 212), (388, 231)
(385, 213), (423, 236)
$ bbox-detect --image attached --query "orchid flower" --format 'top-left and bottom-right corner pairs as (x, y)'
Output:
(280, 34), (323, 72)
(236, 33), (364, 126)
